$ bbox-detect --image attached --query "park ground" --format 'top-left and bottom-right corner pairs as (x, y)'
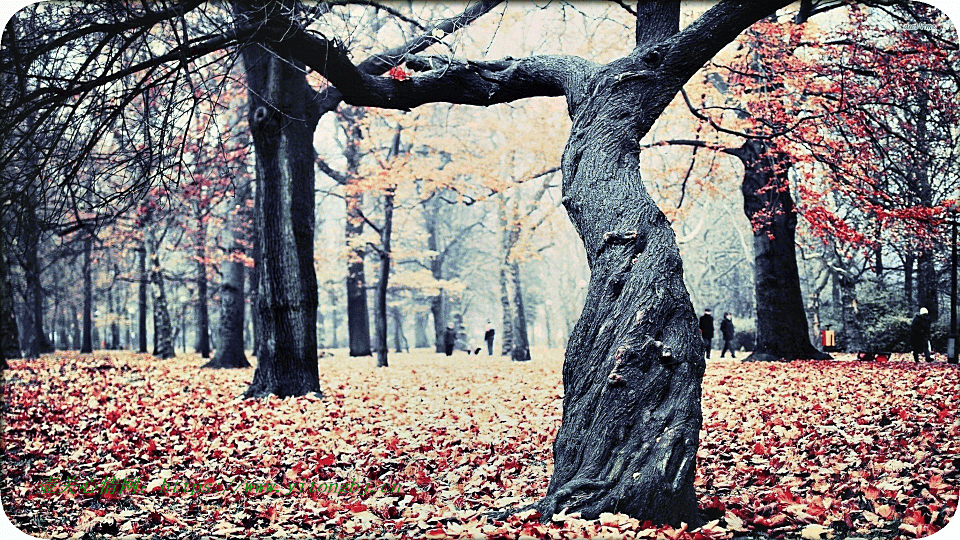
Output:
(1, 348), (957, 539)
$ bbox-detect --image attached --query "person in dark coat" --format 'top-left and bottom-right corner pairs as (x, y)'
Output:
(719, 312), (735, 358)
(911, 307), (932, 362)
(698, 309), (714, 359)
(484, 322), (495, 356)
(443, 324), (457, 357)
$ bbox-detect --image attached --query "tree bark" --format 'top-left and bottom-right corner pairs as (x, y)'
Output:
(499, 196), (529, 360)
(107, 281), (120, 349)
(146, 226), (175, 359)
(239, 28), (321, 397)
(0, 243), (19, 365)
(499, 266), (514, 356)
(204, 179), (252, 369)
(836, 272), (864, 351)
(509, 261), (531, 362)
(194, 221), (211, 358)
(426, 196), (448, 353)
(542, 59), (706, 525)
(345, 192), (373, 357)
(374, 187), (395, 368)
(80, 232), (94, 353)
(414, 312), (430, 348)
(341, 106), (373, 357)
(730, 142), (829, 361)
(23, 205), (53, 358)
(137, 242), (148, 353)
(917, 249), (938, 321)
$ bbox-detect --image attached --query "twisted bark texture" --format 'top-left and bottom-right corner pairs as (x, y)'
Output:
(239, 13), (321, 397)
(262, 0), (791, 524)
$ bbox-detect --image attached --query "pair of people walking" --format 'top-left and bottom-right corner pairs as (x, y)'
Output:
(443, 322), (496, 356)
(699, 309), (736, 359)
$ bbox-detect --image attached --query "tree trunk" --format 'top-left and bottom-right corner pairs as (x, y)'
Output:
(204, 180), (251, 369)
(341, 106), (372, 357)
(917, 249), (938, 321)
(904, 252), (914, 307)
(426, 197), (446, 353)
(509, 261), (531, 362)
(392, 306), (409, 353)
(540, 45), (705, 526)
(194, 221), (211, 358)
(836, 272), (864, 351)
(345, 193), (373, 357)
(731, 142), (829, 361)
(137, 242), (148, 353)
(239, 33), (321, 397)
(70, 303), (80, 350)
(249, 202), (261, 356)
(414, 312), (430, 348)
(56, 308), (69, 350)
(374, 187), (395, 368)
(499, 266), (514, 356)
(0, 244), (20, 365)
(328, 289), (339, 349)
(23, 205), (53, 358)
(80, 232), (94, 353)
(146, 226), (175, 359)
(107, 283), (120, 349)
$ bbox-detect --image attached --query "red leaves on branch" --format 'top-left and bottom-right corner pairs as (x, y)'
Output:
(387, 66), (410, 81)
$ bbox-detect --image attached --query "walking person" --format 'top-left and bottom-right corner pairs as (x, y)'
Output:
(484, 322), (495, 356)
(443, 324), (456, 357)
(699, 308), (714, 359)
(911, 307), (933, 362)
(719, 312), (736, 358)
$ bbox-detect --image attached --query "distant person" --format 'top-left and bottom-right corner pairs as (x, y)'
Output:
(719, 312), (735, 358)
(484, 323), (495, 356)
(911, 307), (932, 362)
(443, 324), (456, 357)
(698, 308), (714, 359)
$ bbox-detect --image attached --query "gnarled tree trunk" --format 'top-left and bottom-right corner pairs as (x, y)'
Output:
(239, 24), (321, 397)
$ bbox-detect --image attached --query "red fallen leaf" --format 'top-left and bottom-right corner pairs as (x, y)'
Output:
(902, 509), (925, 527)
(345, 502), (367, 513)
(863, 486), (881, 501)
(424, 526), (446, 538)
(753, 514), (789, 529)
(752, 442), (766, 455)
(317, 453), (335, 467)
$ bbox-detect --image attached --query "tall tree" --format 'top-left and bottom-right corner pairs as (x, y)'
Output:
(236, 4), (321, 397)
(0, 242), (19, 365)
(729, 141), (830, 361)
(79, 231), (94, 353)
(204, 177), (252, 369)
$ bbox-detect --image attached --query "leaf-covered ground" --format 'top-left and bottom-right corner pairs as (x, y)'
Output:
(2, 349), (957, 539)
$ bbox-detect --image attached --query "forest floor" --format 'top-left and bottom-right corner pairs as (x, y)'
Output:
(1, 348), (957, 539)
